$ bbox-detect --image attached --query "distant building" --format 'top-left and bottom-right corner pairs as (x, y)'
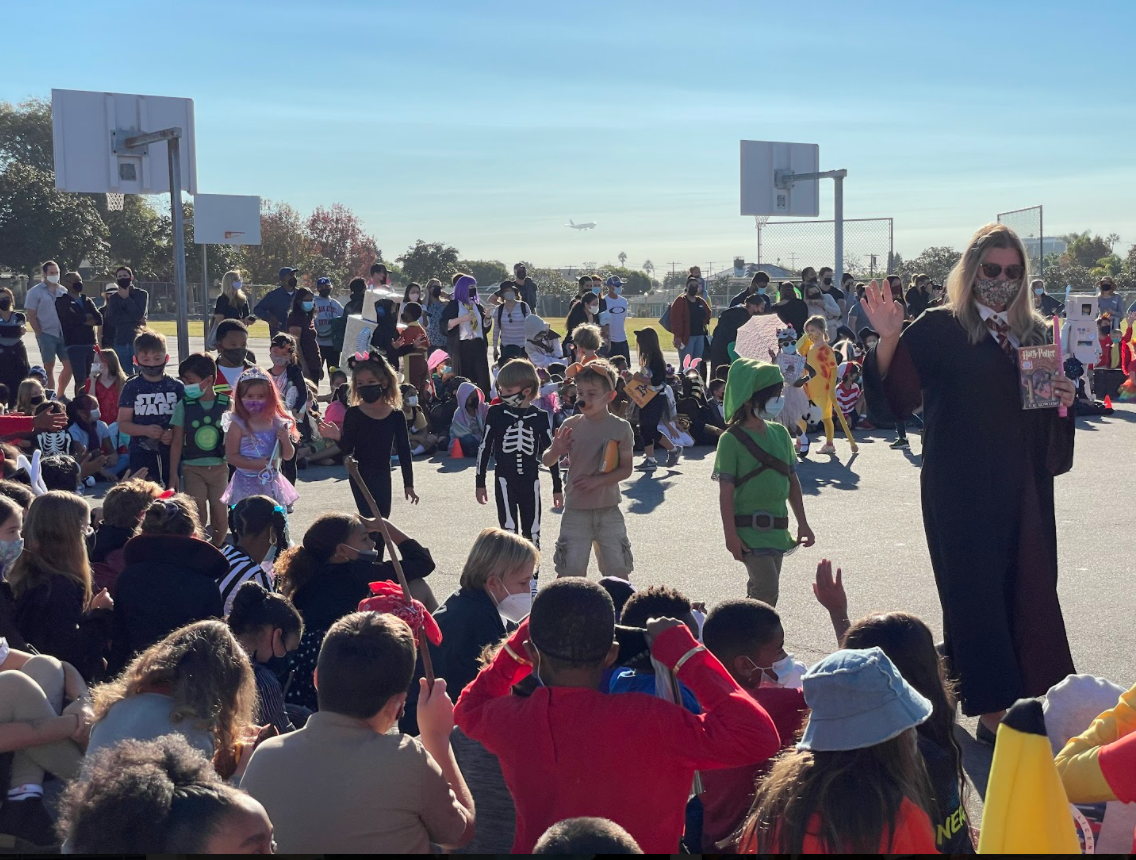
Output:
(1022, 236), (1067, 260)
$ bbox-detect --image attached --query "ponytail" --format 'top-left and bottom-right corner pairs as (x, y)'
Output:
(228, 581), (303, 641)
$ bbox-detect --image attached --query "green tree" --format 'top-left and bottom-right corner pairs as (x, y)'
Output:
(643, 260), (654, 278)
(599, 266), (651, 295)
(1062, 232), (1114, 269)
(0, 163), (108, 273)
(1041, 253), (1095, 292)
(458, 259), (509, 288)
(905, 246), (962, 284)
(618, 250), (627, 267)
(95, 193), (169, 275)
(238, 200), (312, 284)
(0, 98), (53, 172)
(397, 240), (460, 285)
(531, 267), (575, 300)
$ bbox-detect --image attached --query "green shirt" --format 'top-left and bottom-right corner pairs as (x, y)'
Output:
(712, 422), (795, 552)
(171, 398), (227, 466)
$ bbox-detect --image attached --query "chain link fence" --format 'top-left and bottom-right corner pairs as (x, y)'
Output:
(996, 205), (1044, 277)
(757, 217), (895, 281)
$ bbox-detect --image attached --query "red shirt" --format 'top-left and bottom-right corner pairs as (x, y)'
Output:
(700, 686), (808, 853)
(454, 622), (780, 855)
(87, 377), (121, 426)
(739, 796), (937, 854)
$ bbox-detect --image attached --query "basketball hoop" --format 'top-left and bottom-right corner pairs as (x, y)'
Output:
(106, 192), (125, 212)
(754, 215), (770, 230)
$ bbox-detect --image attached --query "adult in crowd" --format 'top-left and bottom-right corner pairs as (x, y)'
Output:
(286, 286), (323, 384)
(55, 273), (103, 396)
(108, 495), (227, 675)
(254, 266), (300, 338)
(772, 281), (808, 337)
(1031, 278), (1065, 317)
(212, 269), (255, 326)
(422, 278), (449, 350)
(0, 287), (29, 408)
(1096, 276), (1125, 321)
(730, 270), (772, 309)
(603, 276), (630, 363)
(491, 280), (531, 362)
(24, 260), (71, 395)
(369, 262), (391, 290)
(669, 275), (712, 380)
(58, 735), (275, 854)
(313, 276), (344, 374)
(564, 283), (602, 359)
(846, 279), (867, 334)
(710, 293), (764, 378)
(102, 266), (149, 370)
(803, 280), (842, 341)
(818, 266), (847, 322)
(97, 284), (116, 351)
(904, 273), (935, 320)
(512, 262), (537, 309)
(443, 275), (492, 395)
(862, 222), (1077, 743)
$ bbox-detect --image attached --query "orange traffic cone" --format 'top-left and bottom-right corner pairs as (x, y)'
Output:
(1105, 395), (1113, 409)
(449, 438), (463, 458)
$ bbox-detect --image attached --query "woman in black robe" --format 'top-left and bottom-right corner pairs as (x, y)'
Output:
(861, 222), (1077, 740)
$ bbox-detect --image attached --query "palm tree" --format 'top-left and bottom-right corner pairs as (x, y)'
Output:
(618, 251), (627, 267)
(1106, 233), (1121, 250)
(643, 259), (654, 276)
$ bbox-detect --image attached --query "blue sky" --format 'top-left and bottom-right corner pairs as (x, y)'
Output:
(4, 0), (1134, 273)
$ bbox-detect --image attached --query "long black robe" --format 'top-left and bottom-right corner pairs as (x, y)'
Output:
(709, 305), (751, 375)
(864, 307), (1075, 715)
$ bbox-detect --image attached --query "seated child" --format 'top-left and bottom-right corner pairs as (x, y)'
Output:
(317, 368), (348, 403)
(533, 817), (643, 855)
(566, 323), (602, 378)
(449, 380), (487, 457)
(400, 384), (438, 456)
(738, 648), (938, 854)
(454, 577), (780, 854)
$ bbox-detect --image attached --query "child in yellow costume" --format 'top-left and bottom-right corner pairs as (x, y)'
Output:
(798, 315), (857, 455)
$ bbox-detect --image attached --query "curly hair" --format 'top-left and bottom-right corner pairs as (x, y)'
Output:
(138, 493), (202, 538)
(57, 734), (255, 853)
(90, 620), (255, 780)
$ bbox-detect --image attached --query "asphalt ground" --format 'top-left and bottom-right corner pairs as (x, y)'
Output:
(33, 332), (1136, 816)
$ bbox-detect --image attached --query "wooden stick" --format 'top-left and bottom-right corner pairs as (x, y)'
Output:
(344, 455), (435, 687)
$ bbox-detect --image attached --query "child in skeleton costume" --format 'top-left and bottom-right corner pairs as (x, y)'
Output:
(475, 359), (563, 549)
(772, 326), (811, 456)
(32, 401), (72, 456)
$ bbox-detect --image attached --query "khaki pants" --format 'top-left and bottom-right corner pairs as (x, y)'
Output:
(184, 463), (230, 545)
(0, 655), (83, 787)
(742, 551), (784, 606)
(553, 506), (634, 579)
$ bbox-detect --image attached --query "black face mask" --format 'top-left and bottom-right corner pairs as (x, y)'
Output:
(30, 395), (45, 406)
(358, 383), (386, 404)
(70, 282), (84, 292)
(318, 288), (331, 297)
(138, 362), (166, 378)
(287, 277), (298, 289)
(823, 277), (833, 286)
(516, 270), (527, 279)
(221, 347), (246, 365)
(431, 286), (442, 298)
(263, 651), (292, 684)
(117, 277), (132, 289)
(469, 292), (478, 303)
(0, 299), (11, 311)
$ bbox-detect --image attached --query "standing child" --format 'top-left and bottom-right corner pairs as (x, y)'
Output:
(565, 324), (602, 379)
(541, 360), (635, 579)
(317, 353), (418, 517)
(398, 302), (431, 399)
(222, 368), (299, 509)
(633, 328), (678, 471)
(117, 330), (183, 486)
(714, 358), (814, 605)
(475, 358), (563, 550)
(835, 363), (863, 431)
(169, 353), (231, 547)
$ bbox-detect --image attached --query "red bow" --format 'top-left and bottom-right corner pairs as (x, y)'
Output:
(358, 580), (443, 646)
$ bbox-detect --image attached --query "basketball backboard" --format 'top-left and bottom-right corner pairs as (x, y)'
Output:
(193, 194), (262, 245)
(740, 140), (819, 217)
(51, 88), (197, 194)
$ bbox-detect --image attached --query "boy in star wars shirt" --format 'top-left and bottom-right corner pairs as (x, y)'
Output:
(475, 359), (563, 550)
(118, 329), (184, 485)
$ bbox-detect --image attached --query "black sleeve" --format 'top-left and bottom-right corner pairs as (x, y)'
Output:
(213, 294), (228, 316)
(475, 410), (498, 489)
(288, 365), (308, 413)
(339, 407), (358, 457)
(86, 298), (103, 325)
(394, 412), (414, 488)
(390, 538), (435, 581)
(441, 300), (459, 328)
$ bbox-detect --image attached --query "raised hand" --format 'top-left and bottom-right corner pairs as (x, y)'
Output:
(812, 559), (847, 618)
(860, 279), (904, 340)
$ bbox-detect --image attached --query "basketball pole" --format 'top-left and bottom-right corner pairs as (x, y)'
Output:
(202, 243), (209, 339)
(123, 127), (190, 359)
(774, 167), (847, 302)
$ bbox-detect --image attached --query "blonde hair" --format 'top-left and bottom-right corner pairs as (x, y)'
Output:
(349, 356), (402, 409)
(98, 349), (129, 393)
(91, 620), (256, 780)
(496, 358), (540, 394)
(573, 323), (602, 352)
(459, 527), (541, 591)
(221, 270), (246, 305)
(15, 379), (44, 415)
(8, 491), (93, 605)
(946, 223), (1047, 346)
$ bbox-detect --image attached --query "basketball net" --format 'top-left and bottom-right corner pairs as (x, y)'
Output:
(754, 215), (770, 230)
(106, 192), (125, 212)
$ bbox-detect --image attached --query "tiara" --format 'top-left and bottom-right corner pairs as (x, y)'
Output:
(237, 366), (272, 385)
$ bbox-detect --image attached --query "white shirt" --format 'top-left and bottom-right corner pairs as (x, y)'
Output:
(604, 295), (629, 342)
(313, 296), (344, 345)
(25, 282), (66, 337)
(976, 303), (1021, 348)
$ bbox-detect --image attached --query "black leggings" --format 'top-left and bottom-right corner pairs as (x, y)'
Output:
(494, 474), (542, 548)
(639, 394), (667, 447)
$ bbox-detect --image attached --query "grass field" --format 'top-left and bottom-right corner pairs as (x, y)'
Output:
(144, 317), (674, 346)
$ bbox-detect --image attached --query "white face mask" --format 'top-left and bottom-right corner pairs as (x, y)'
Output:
(493, 583), (532, 624)
(89, 408), (101, 421)
(46, 274), (60, 284)
(749, 654), (806, 689)
(407, 395), (419, 407)
(759, 395), (786, 419)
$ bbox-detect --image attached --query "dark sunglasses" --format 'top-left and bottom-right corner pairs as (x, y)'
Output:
(979, 263), (1024, 280)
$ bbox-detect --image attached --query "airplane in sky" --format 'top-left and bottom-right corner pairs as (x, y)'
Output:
(566, 219), (596, 230)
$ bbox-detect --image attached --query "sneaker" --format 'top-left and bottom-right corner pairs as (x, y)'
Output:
(858, 420), (876, 431)
(890, 437), (910, 449)
(635, 458), (658, 472)
(0, 796), (59, 853)
(818, 443), (836, 455)
(666, 446), (682, 467)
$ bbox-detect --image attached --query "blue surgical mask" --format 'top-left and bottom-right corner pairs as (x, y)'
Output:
(592, 286), (601, 295)
(0, 536), (23, 569)
(614, 287), (623, 295)
(183, 382), (203, 400)
(301, 301), (314, 312)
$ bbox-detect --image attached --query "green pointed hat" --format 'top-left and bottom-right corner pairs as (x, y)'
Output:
(723, 358), (784, 423)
